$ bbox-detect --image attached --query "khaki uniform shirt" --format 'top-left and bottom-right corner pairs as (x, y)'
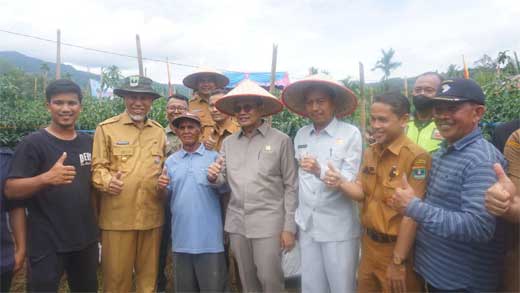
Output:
(165, 124), (182, 157)
(189, 92), (214, 131)
(202, 118), (240, 151)
(359, 134), (431, 236)
(215, 121), (298, 238)
(92, 112), (166, 230)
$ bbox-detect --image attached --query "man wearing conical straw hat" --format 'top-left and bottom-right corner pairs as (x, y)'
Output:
(282, 73), (362, 293)
(183, 67), (230, 147)
(207, 79), (298, 293)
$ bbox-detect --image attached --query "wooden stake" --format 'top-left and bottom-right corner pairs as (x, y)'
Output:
(359, 62), (366, 139)
(166, 57), (172, 96)
(269, 44), (278, 94)
(136, 34), (144, 76)
(34, 77), (38, 99)
(403, 77), (408, 98)
(56, 29), (61, 79)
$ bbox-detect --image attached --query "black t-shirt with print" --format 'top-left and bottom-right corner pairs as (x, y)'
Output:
(8, 129), (98, 260)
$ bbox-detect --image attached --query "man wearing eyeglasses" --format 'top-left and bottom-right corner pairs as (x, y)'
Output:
(406, 72), (444, 153)
(207, 80), (298, 293)
(165, 94), (189, 157)
(92, 75), (167, 293)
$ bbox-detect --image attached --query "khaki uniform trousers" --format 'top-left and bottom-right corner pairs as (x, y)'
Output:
(358, 234), (423, 293)
(101, 228), (162, 293)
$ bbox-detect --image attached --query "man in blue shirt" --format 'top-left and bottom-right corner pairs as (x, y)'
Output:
(282, 74), (362, 292)
(389, 78), (506, 292)
(157, 113), (227, 292)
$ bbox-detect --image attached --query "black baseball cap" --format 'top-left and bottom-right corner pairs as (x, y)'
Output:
(431, 78), (485, 105)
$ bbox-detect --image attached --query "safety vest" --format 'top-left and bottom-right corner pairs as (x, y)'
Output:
(406, 120), (443, 153)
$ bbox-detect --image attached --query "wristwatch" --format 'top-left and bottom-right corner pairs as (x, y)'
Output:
(393, 254), (406, 265)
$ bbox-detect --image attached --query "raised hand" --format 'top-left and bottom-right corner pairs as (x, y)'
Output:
(157, 167), (170, 190)
(108, 170), (124, 196)
(207, 156), (224, 183)
(203, 137), (216, 151)
(388, 174), (416, 214)
(485, 163), (516, 216)
(43, 152), (76, 185)
(323, 162), (343, 188)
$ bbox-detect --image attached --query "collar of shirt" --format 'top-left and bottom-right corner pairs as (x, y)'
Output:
(309, 117), (339, 137)
(238, 119), (269, 138)
(179, 143), (205, 158)
(375, 132), (408, 156)
(121, 111), (154, 128)
(440, 127), (482, 154)
(215, 118), (236, 136)
(165, 124), (175, 135)
(190, 92), (209, 104)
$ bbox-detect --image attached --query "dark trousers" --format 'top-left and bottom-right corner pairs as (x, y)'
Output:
(173, 252), (228, 293)
(28, 241), (98, 293)
(1, 270), (13, 293)
(156, 205), (172, 292)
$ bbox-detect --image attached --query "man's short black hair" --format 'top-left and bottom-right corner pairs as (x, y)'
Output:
(417, 71), (444, 83)
(209, 89), (227, 96)
(373, 91), (410, 117)
(167, 93), (189, 103)
(45, 79), (83, 103)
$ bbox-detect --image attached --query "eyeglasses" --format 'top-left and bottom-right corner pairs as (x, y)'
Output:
(167, 106), (187, 112)
(233, 104), (255, 114)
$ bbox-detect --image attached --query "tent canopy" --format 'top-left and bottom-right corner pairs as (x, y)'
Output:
(223, 72), (290, 89)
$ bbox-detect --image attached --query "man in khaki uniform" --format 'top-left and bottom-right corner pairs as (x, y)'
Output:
(92, 75), (166, 293)
(207, 80), (297, 293)
(334, 92), (431, 292)
(204, 89), (240, 151)
(183, 67), (230, 143)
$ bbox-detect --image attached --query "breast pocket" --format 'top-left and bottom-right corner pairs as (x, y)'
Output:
(112, 145), (135, 172)
(259, 150), (279, 176)
(382, 177), (400, 203)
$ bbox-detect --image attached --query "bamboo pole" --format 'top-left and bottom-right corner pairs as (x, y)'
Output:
(166, 57), (173, 96)
(359, 62), (366, 139)
(56, 29), (61, 79)
(136, 34), (144, 76)
(403, 77), (408, 99)
(34, 77), (38, 99)
(269, 44), (278, 94)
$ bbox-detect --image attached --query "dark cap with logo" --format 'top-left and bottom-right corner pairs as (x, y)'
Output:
(172, 112), (201, 128)
(114, 75), (161, 99)
(431, 78), (485, 105)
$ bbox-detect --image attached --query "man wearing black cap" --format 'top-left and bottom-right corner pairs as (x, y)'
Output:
(92, 75), (167, 293)
(388, 78), (507, 292)
(406, 72), (444, 153)
(158, 113), (228, 293)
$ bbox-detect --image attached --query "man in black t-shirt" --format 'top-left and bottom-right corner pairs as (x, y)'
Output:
(4, 80), (98, 292)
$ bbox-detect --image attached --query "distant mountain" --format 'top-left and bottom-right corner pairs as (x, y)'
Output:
(0, 51), (192, 97)
(0, 51), (99, 86)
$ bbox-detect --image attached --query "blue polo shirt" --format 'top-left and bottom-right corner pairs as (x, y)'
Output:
(165, 144), (225, 254)
(406, 128), (506, 292)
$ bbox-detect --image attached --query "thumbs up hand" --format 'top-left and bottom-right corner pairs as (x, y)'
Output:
(207, 156), (224, 183)
(108, 170), (124, 196)
(323, 162), (343, 188)
(388, 174), (417, 214)
(157, 167), (170, 191)
(44, 152), (77, 185)
(485, 163), (516, 217)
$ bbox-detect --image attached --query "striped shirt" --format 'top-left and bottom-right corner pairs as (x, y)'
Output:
(406, 128), (506, 292)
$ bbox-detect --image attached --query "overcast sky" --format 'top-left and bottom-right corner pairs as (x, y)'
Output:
(1, 0), (519, 84)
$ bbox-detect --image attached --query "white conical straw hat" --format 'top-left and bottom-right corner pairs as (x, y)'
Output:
(182, 67), (229, 90)
(215, 79), (283, 117)
(281, 73), (358, 118)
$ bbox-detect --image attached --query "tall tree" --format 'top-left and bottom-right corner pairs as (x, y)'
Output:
(445, 64), (460, 78)
(101, 65), (123, 92)
(372, 48), (402, 88)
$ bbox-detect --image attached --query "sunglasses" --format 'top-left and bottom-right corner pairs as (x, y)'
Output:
(233, 104), (256, 114)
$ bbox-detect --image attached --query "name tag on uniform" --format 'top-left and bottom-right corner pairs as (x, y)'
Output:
(336, 139), (344, 145)
(116, 140), (129, 145)
(297, 144), (308, 149)
(363, 166), (375, 174)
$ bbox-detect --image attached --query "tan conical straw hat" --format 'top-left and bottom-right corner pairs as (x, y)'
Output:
(215, 79), (283, 117)
(182, 67), (230, 90)
(281, 73), (358, 118)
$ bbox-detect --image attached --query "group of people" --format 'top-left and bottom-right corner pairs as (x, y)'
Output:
(0, 67), (518, 293)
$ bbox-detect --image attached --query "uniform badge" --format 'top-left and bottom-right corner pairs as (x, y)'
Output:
(389, 165), (399, 178)
(336, 139), (344, 145)
(116, 140), (129, 145)
(129, 76), (140, 87)
(265, 145), (272, 152)
(412, 166), (426, 180)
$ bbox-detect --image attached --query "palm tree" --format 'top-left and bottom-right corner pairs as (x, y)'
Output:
(446, 64), (460, 78)
(372, 48), (402, 88)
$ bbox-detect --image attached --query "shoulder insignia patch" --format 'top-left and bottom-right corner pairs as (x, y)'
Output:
(412, 166), (426, 180)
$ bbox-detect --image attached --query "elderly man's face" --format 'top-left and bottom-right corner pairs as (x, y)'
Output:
(124, 93), (154, 122)
(176, 119), (201, 147)
(209, 93), (228, 123)
(197, 76), (217, 96)
(233, 98), (263, 128)
(166, 98), (188, 123)
(304, 89), (335, 127)
(433, 101), (484, 144)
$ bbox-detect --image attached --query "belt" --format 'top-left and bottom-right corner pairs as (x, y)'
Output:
(366, 228), (397, 243)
